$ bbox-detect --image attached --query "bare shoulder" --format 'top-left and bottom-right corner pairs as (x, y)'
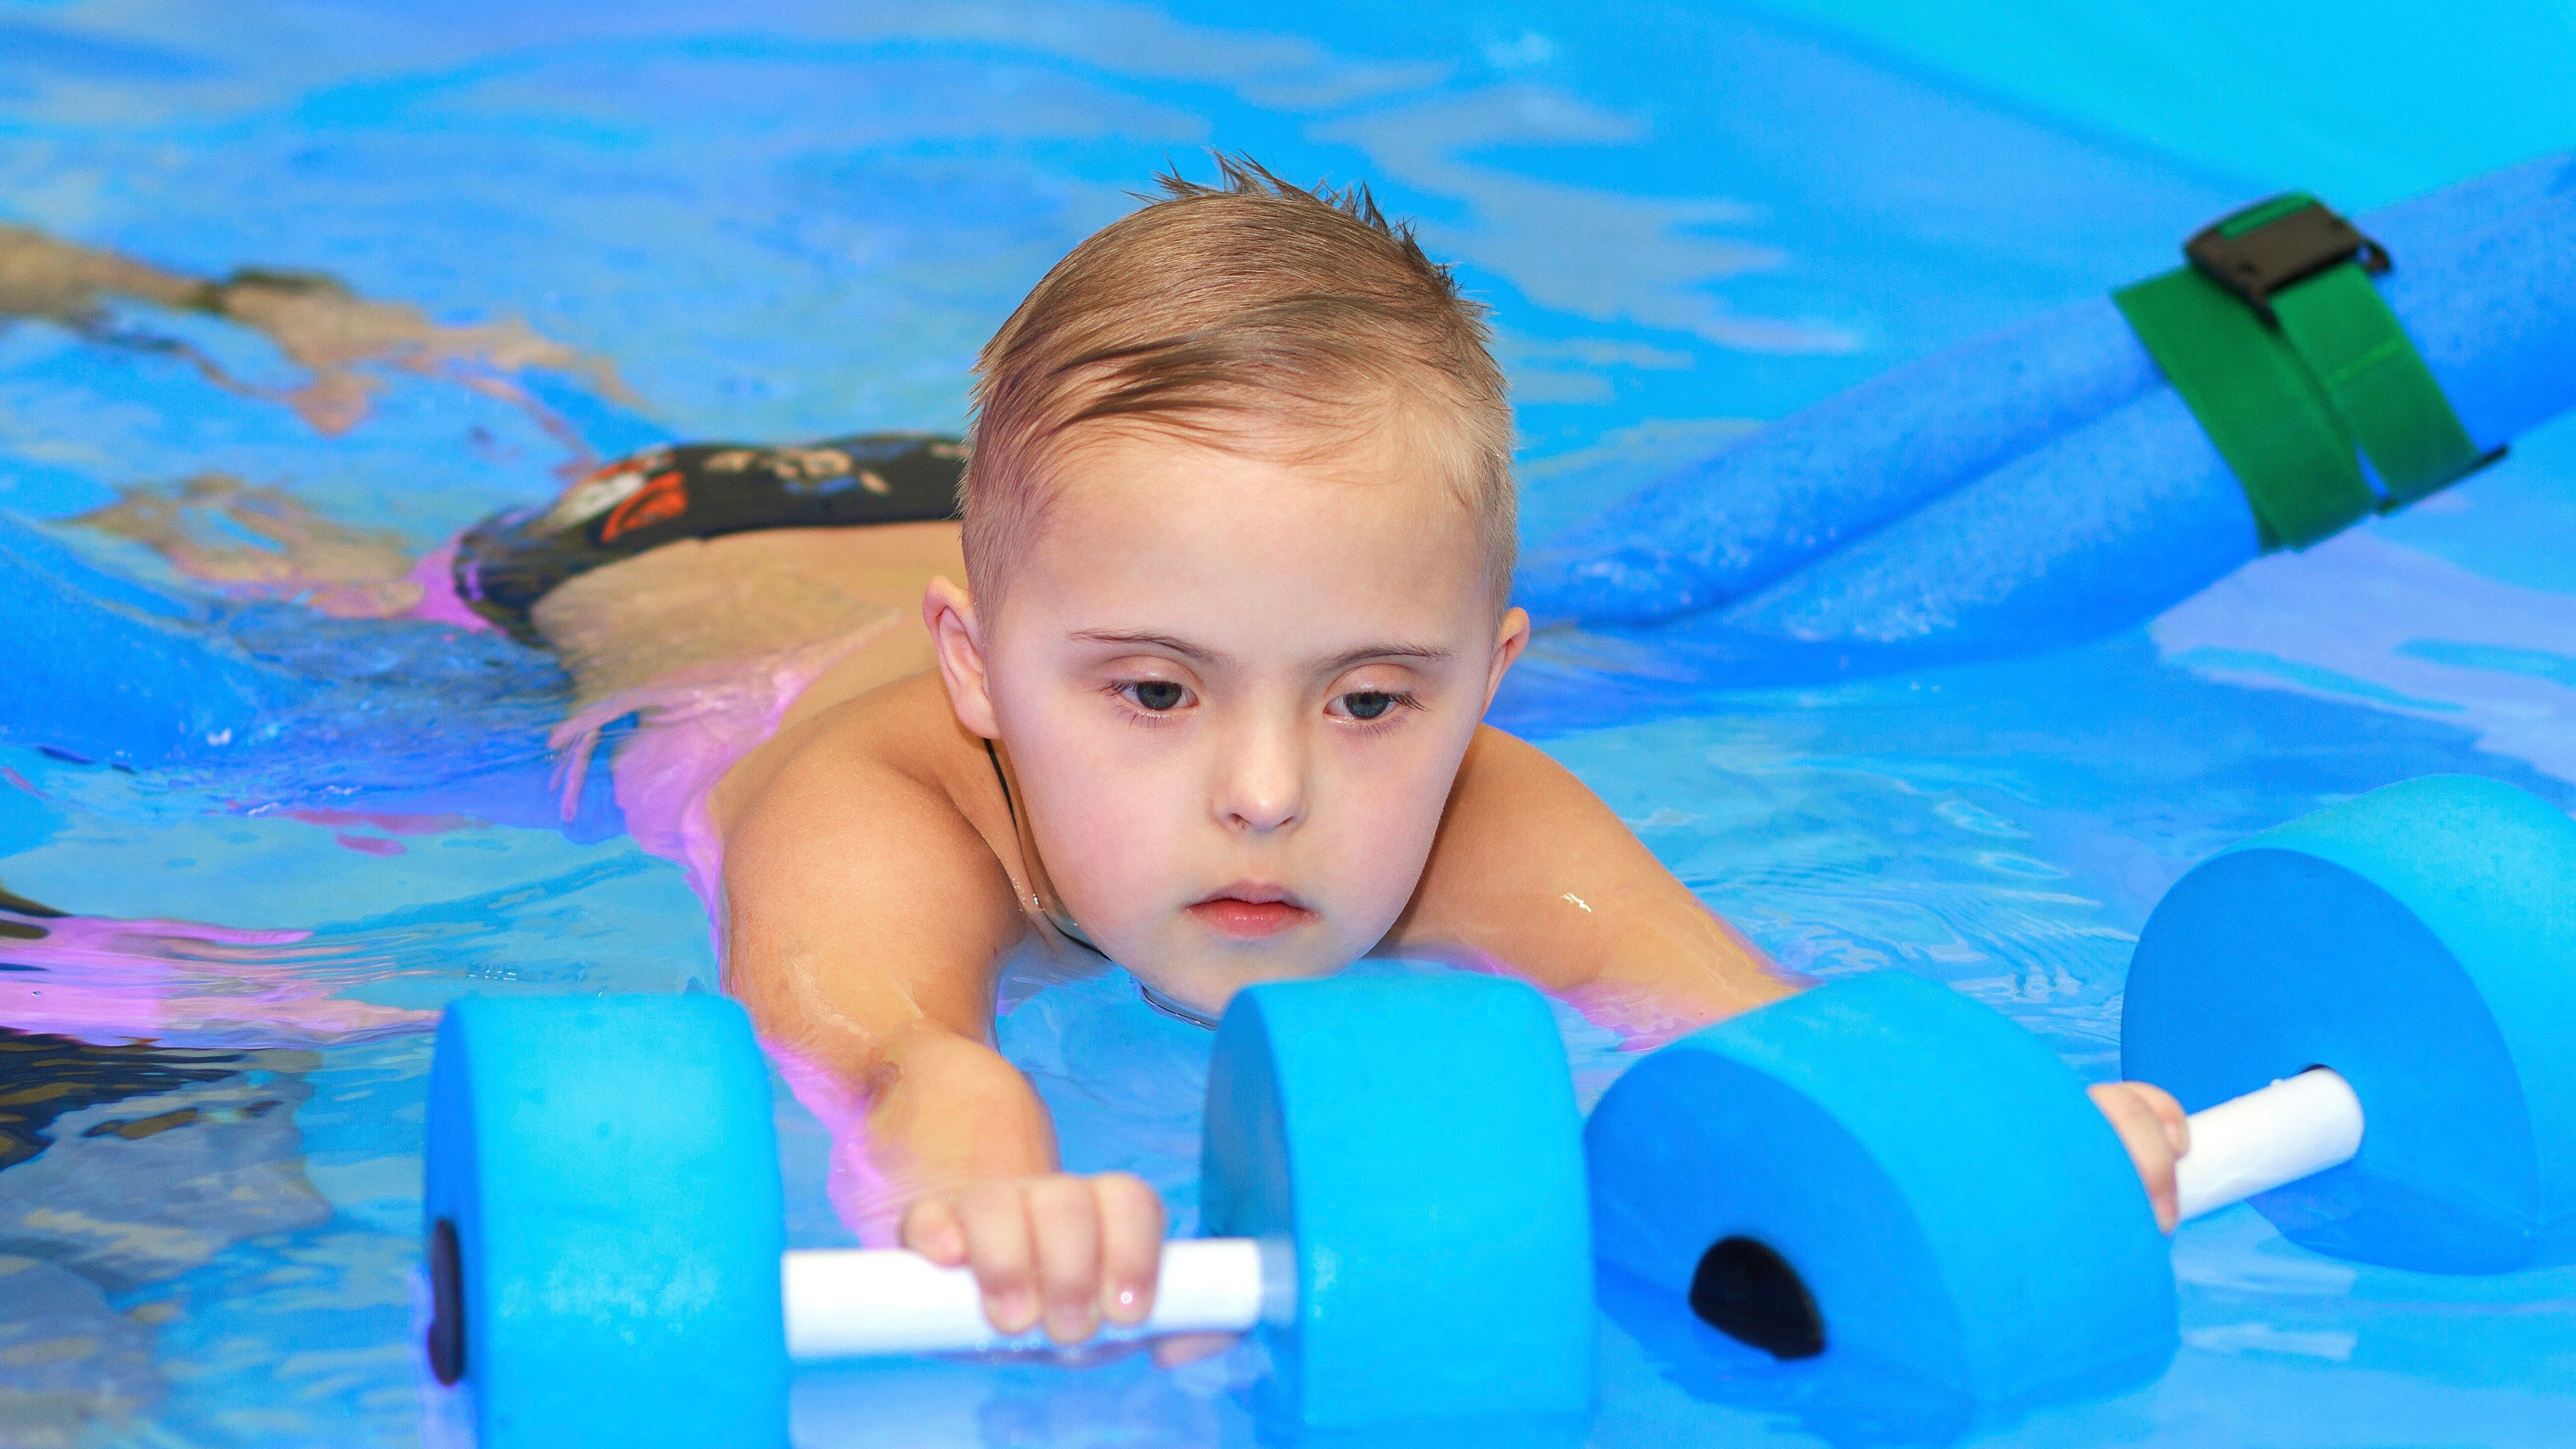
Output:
(717, 672), (1031, 1052)
(719, 671), (990, 830)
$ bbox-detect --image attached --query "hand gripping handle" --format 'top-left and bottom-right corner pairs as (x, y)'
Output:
(782, 1237), (1283, 1359)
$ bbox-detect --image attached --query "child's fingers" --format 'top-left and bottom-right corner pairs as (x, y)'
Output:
(1093, 1172), (1167, 1327)
(1025, 1175), (1104, 1344)
(2130, 1080), (2191, 1156)
(906, 1174), (1175, 1348)
(898, 1196), (968, 1266)
(954, 1180), (1041, 1335)
(2089, 1082), (2181, 1232)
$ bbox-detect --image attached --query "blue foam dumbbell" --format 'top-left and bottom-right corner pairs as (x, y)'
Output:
(422, 973), (1595, 1447)
(1584, 970), (2178, 1406)
(2124, 773), (2576, 1272)
(1586, 772), (2576, 1408)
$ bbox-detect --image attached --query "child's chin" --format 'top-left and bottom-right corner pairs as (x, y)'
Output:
(1143, 947), (1345, 1009)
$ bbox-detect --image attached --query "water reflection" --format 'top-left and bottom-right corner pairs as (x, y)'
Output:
(0, 1027), (325, 1446)
(789, 1345), (1591, 1449)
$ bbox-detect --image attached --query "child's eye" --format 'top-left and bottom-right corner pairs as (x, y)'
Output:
(1118, 680), (1194, 712)
(1331, 690), (1411, 722)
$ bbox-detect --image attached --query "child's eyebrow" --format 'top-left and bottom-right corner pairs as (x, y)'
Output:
(1069, 629), (1223, 664)
(1067, 630), (1453, 674)
(1315, 643), (1453, 673)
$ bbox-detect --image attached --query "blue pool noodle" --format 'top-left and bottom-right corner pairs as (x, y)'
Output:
(1518, 152), (2576, 666)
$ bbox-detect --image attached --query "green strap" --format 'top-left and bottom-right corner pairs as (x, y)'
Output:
(2114, 266), (2373, 551)
(2113, 195), (2491, 551)
(2268, 265), (2482, 504)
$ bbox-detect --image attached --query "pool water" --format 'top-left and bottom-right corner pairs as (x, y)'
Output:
(4, 2), (2575, 1445)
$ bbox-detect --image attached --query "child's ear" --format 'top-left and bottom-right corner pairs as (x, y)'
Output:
(1483, 606), (1531, 710)
(924, 576), (1001, 738)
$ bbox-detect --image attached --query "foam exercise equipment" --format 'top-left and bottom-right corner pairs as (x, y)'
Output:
(1583, 976), (2377, 1403)
(2124, 773), (2576, 1272)
(422, 973), (1595, 1447)
(1583, 970), (2178, 1406)
(1514, 153), (2576, 676)
(1585, 772), (2576, 1404)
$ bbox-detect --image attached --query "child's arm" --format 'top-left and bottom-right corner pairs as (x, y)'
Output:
(721, 695), (1166, 1345)
(1391, 725), (2194, 1228)
(1383, 725), (1796, 1043)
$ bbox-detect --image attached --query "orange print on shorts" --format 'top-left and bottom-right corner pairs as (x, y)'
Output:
(599, 471), (689, 542)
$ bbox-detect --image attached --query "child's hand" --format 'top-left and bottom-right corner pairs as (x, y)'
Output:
(2089, 1081), (2191, 1231)
(899, 1172), (1172, 1345)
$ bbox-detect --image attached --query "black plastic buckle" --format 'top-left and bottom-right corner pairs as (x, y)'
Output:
(2184, 194), (2389, 323)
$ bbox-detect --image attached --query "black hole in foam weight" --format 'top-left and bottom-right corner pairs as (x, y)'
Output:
(1690, 1236), (1825, 1360)
(428, 1218), (466, 1386)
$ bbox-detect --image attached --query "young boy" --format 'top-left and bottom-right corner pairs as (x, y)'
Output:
(28, 160), (2186, 1356)
(664, 162), (2192, 1353)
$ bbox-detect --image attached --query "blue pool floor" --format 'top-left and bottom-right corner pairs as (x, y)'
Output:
(3, 2), (2576, 1446)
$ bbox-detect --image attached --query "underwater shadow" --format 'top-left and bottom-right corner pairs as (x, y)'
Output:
(1598, 1264), (2160, 1448)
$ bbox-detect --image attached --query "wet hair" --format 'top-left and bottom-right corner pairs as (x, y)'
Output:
(959, 155), (1515, 608)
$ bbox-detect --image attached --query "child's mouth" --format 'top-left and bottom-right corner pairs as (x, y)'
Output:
(1187, 889), (1311, 940)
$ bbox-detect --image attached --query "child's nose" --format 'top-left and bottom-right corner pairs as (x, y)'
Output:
(1214, 724), (1303, 832)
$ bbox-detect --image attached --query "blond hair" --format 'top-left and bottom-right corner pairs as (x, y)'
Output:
(959, 156), (1515, 608)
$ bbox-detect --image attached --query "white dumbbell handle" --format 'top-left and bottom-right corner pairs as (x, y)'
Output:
(2172, 1067), (2365, 1223)
(783, 1236), (1285, 1360)
(783, 1069), (2359, 1359)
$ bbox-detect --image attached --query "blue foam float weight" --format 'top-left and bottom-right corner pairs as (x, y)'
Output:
(1204, 972), (1597, 1428)
(424, 972), (1596, 1446)
(1585, 772), (2576, 1416)
(423, 994), (790, 1449)
(1585, 970), (2176, 1406)
(2124, 773), (2576, 1272)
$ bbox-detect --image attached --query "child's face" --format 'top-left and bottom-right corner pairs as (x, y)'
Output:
(952, 426), (1525, 1016)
